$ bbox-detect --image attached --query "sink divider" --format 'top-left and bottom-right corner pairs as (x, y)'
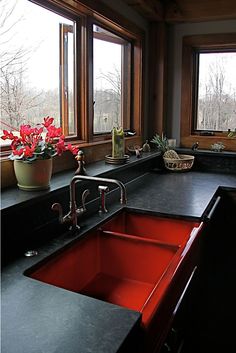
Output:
(99, 229), (181, 250)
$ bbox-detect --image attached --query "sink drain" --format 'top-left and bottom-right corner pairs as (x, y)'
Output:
(24, 250), (38, 257)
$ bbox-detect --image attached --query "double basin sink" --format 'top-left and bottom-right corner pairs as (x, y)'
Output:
(26, 209), (202, 329)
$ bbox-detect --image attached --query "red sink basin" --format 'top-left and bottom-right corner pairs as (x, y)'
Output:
(100, 210), (200, 245)
(28, 229), (180, 316)
(27, 209), (203, 333)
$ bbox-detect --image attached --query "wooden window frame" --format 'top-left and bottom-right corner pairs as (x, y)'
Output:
(59, 23), (76, 136)
(180, 33), (236, 152)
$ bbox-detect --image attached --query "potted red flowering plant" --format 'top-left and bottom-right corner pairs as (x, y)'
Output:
(1, 116), (79, 190)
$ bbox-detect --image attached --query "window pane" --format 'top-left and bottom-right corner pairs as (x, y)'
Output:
(68, 31), (75, 135)
(196, 52), (236, 131)
(0, 0), (75, 144)
(93, 25), (123, 134)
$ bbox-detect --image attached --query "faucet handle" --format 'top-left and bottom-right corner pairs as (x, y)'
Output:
(51, 203), (63, 222)
(51, 203), (72, 224)
(51, 202), (62, 212)
(81, 189), (90, 210)
(76, 188), (90, 216)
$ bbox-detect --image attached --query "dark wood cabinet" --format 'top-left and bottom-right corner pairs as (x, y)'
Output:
(159, 266), (199, 353)
(180, 190), (236, 353)
(159, 190), (236, 353)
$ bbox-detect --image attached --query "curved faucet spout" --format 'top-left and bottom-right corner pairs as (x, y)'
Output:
(52, 175), (127, 232)
(70, 175), (127, 209)
(69, 175), (127, 229)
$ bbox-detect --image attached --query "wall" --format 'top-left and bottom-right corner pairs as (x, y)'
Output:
(166, 19), (236, 145)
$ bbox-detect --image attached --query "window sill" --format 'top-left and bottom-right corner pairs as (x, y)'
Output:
(0, 135), (143, 189)
(181, 135), (236, 152)
(1, 150), (161, 212)
(176, 147), (236, 158)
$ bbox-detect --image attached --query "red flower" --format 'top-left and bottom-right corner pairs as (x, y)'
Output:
(1, 116), (79, 161)
(43, 116), (54, 128)
(1, 130), (18, 141)
(56, 136), (67, 156)
(12, 147), (24, 157)
(23, 145), (35, 158)
(20, 125), (34, 138)
(33, 127), (44, 135)
(67, 144), (79, 155)
(46, 125), (62, 139)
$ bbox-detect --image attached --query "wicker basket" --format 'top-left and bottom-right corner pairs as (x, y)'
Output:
(163, 154), (194, 172)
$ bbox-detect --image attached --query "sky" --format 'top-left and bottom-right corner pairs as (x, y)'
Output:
(1, 0), (72, 90)
(198, 52), (236, 98)
(1, 0), (121, 91)
(2, 1), (235, 99)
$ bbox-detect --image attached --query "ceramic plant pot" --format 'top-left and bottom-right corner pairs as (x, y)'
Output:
(13, 158), (53, 191)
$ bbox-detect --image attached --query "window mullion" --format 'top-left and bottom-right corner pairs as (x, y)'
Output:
(60, 23), (75, 137)
(59, 23), (69, 136)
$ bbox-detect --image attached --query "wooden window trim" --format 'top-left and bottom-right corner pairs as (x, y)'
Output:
(93, 31), (126, 45)
(121, 42), (131, 131)
(180, 33), (236, 152)
(59, 23), (75, 136)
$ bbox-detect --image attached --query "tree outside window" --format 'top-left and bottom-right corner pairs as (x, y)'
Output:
(196, 52), (236, 132)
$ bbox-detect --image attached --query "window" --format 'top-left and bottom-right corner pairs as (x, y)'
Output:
(195, 51), (236, 132)
(93, 25), (131, 134)
(0, 0), (76, 142)
(0, 0), (143, 152)
(180, 33), (236, 151)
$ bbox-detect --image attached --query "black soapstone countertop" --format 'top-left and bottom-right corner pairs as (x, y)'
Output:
(2, 153), (236, 353)
(128, 170), (236, 218)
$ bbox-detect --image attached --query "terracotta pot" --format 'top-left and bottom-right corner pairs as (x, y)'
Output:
(13, 159), (53, 191)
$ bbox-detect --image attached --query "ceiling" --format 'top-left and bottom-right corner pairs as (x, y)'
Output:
(122, 0), (236, 23)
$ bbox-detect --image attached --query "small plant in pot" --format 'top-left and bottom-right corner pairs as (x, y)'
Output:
(1, 116), (79, 190)
(151, 133), (169, 153)
(151, 133), (179, 158)
(151, 133), (194, 172)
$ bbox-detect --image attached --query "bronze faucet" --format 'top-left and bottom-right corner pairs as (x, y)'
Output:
(52, 175), (127, 231)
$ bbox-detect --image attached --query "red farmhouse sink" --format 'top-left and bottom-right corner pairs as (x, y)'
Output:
(27, 210), (202, 329)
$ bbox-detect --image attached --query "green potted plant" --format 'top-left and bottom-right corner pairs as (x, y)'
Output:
(151, 133), (194, 172)
(151, 133), (169, 153)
